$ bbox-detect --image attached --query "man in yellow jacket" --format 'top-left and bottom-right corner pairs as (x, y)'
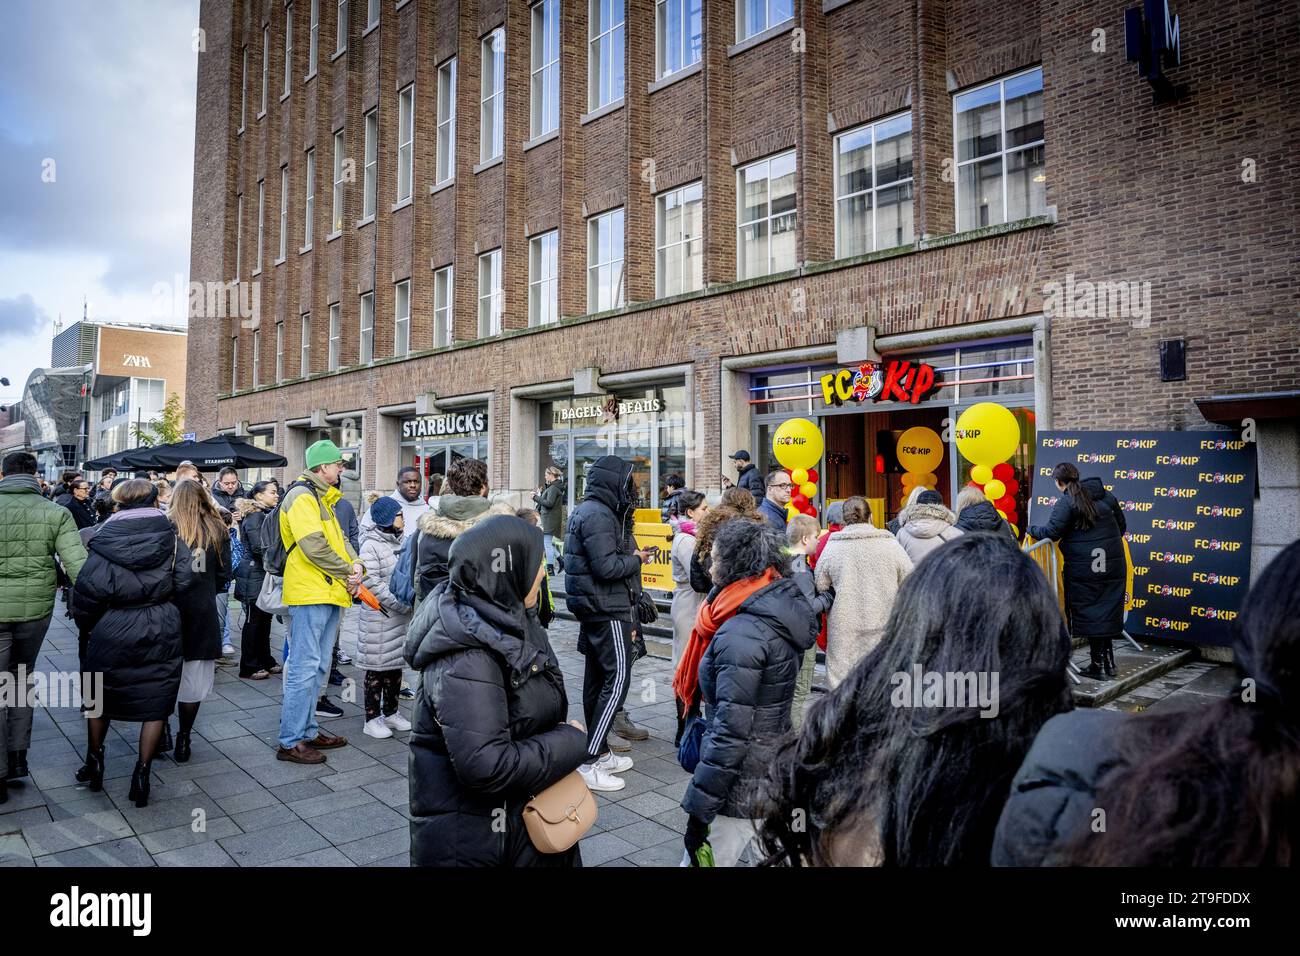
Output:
(276, 440), (365, 764)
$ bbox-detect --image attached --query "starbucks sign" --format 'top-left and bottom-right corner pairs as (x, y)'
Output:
(402, 412), (488, 440)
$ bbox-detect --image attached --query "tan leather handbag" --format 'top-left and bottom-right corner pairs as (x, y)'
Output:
(522, 771), (598, 853)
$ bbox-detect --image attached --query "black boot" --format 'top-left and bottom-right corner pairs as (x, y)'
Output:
(76, 746), (106, 791)
(0, 779), (7, 804)
(160, 719), (173, 754)
(127, 761), (151, 808)
(5, 750), (28, 781)
(1078, 637), (1106, 679)
(1102, 639), (1117, 678)
(174, 731), (191, 763)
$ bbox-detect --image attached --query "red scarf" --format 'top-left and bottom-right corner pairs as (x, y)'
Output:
(672, 567), (780, 711)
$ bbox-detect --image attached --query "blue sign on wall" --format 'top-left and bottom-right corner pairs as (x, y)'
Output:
(1125, 0), (1186, 103)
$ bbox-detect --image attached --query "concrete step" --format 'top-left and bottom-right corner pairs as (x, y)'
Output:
(1068, 637), (1197, 708)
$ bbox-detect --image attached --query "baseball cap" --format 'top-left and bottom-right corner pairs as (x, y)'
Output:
(729, 450), (751, 461)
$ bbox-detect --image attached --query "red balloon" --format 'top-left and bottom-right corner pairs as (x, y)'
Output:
(992, 462), (1015, 482)
(995, 495), (1016, 514)
(967, 480), (982, 489)
(806, 468), (819, 484)
(1003, 478), (1020, 498)
(791, 493), (809, 510)
(1005, 507), (1019, 523)
(802, 505), (817, 518)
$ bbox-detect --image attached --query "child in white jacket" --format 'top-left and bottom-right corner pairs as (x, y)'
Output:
(357, 497), (414, 739)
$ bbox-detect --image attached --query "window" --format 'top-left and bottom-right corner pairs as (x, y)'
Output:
(656, 182), (702, 296)
(481, 28), (504, 162)
(366, 0), (379, 28)
(278, 165), (289, 260)
(261, 26), (269, 113)
(252, 330), (261, 386)
(275, 320), (284, 382)
(737, 150), (797, 279)
(331, 129), (345, 232)
(434, 266), (452, 346)
(363, 108), (377, 218)
(231, 336), (238, 391)
(397, 84), (414, 202)
(588, 0), (624, 111)
(328, 303), (341, 370)
(284, 3), (293, 96)
(478, 249), (502, 336)
(529, 231), (558, 326)
(530, 1), (559, 138)
(255, 179), (265, 271)
(436, 59), (457, 184)
(239, 45), (248, 130)
(300, 313), (312, 374)
(954, 67), (1045, 232)
(394, 280), (411, 356)
(656, 0), (702, 79)
(234, 194), (243, 279)
(304, 148), (315, 248)
(308, 0), (319, 74)
(736, 0), (793, 42)
(587, 208), (625, 313)
(835, 113), (914, 257)
(359, 292), (374, 363)
(336, 0), (348, 54)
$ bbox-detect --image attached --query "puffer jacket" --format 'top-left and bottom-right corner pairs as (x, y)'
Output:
(735, 463), (766, 503)
(73, 509), (196, 721)
(895, 502), (964, 565)
(172, 537), (234, 661)
(0, 474), (88, 623)
(414, 497), (516, 601)
(404, 584), (589, 867)
(991, 709), (1133, 866)
(562, 456), (641, 621)
(1028, 477), (1126, 637)
(682, 577), (818, 822)
(955, 499), (1017, 543)
(533, 479), (566, 537)
(356, 523), (413, 671)
(234, 504), (271, 602)
(280, 471), (360, 608)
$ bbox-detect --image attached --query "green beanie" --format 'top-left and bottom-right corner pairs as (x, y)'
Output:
(305, 439), (344, 470)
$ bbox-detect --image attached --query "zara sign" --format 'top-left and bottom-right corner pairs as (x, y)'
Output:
(1125, 0), (1185, 103)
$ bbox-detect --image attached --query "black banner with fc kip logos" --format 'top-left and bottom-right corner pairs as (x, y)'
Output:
(1030, 431), (1257, 647)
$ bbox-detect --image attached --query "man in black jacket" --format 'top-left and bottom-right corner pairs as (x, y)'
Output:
(55, 479), (97, 531)
(726, 450), (766, 503)
(563, 455), (651, 792)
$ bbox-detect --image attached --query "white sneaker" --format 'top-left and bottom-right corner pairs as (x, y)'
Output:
(222, 644), (236, 656)
(595, 751), (633, 774)
(363, 717), (393, 739)
(578, 762), (625, 792)
(383, 712), (411, 732)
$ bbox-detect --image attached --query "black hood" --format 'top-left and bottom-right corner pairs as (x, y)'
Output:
(583, 455), (635, 513)
(956, 499), (1005, 533)
(1080, 476), (1108, 500)
(88, 513), (177, 572)
(735, 578), (818, 653)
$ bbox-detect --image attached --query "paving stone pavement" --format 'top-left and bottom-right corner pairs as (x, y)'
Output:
(0, 602), (688, 867)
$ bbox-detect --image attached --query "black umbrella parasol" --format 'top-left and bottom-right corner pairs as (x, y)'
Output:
(121, 436), (288, 471)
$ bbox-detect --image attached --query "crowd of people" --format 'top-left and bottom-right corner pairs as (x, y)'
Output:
(1, 443), (1294, 869)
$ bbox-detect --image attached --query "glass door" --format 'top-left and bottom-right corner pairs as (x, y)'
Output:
(569, 434), (607, 510)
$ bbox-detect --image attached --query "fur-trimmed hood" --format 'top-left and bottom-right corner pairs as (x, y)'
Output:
(417, 498), (515, 540)
(901, 502), (958, 539)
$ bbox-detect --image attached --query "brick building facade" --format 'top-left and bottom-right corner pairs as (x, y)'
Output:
(188, 0), (1299, 579)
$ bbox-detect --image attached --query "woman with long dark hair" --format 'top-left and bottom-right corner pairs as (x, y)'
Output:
(1028, 462), (1126, 679)
(168, 480), (233, 762)
(994, 539), (1300, 867)
(689, 487), (762, 594)
(756, 533), (1073, 866)
(234, 482), (281, 679)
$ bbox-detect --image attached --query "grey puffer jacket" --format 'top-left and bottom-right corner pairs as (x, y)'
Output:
(356, 523), (413, 671)
(895, 502), (964, 565)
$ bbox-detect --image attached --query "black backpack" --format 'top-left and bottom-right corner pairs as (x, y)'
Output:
(260, 480), (320, 575)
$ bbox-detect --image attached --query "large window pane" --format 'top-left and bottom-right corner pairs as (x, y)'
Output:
(1005, 145), (1046, 221)
(955, 83), (1002, 162)
(957, 157), (1004, 232)
(1004, 70), (1044, 148)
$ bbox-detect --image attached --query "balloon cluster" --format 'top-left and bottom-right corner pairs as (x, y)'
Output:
(772, 418), (824, 521)
(895, 426), (942, 509)
(954, 402), (1023, 535)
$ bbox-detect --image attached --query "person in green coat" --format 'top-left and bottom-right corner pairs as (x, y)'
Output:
(0, 451), (88, 801)
(532, 466), (566, 574)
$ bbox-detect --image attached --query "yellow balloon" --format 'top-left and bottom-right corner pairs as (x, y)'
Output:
(1011, 524), (1020, 536)
(790, 468), (809, 485)
(970, 464), (994, 485)
(984, 478), (1006, 501)
(800, 482), (817, 498)
(955, 403), (1021, 467)
(786, 504), (801, 521)
(921, 473), (938, 488)
(896, 427), (943, 475)
(773, 418), (824, 471)
(996, 508), (1008, 520)
(900, 472), (917, 487)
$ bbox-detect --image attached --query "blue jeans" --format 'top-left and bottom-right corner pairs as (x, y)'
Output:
(278, 603), (340, 749)
(543, 534), (557, 569)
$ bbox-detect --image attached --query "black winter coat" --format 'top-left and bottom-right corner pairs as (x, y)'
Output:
(991, 710), (1133, 866)
(563, 456), (642, 622)
(73, 511), (196, 722)
(56, 494), (97, 531)
(1028, 477), (1127, 637)
(682, 577), (818, 822)
(404, 585), (589, 866)
(173, 536), (234, 661)
(210, 481), (246, 513)
(736, 463), (766, 503)
(954, 499), (1017, 543)
(235, 507), (270, 602)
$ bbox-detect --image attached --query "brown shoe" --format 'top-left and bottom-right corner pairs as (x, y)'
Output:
(276, 743), (326, 764)
(309, 732), (348, 750)
(608, 736), (632, 753)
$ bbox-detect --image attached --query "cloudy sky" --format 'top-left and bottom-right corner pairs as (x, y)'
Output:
(0, 0), (199, 409)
